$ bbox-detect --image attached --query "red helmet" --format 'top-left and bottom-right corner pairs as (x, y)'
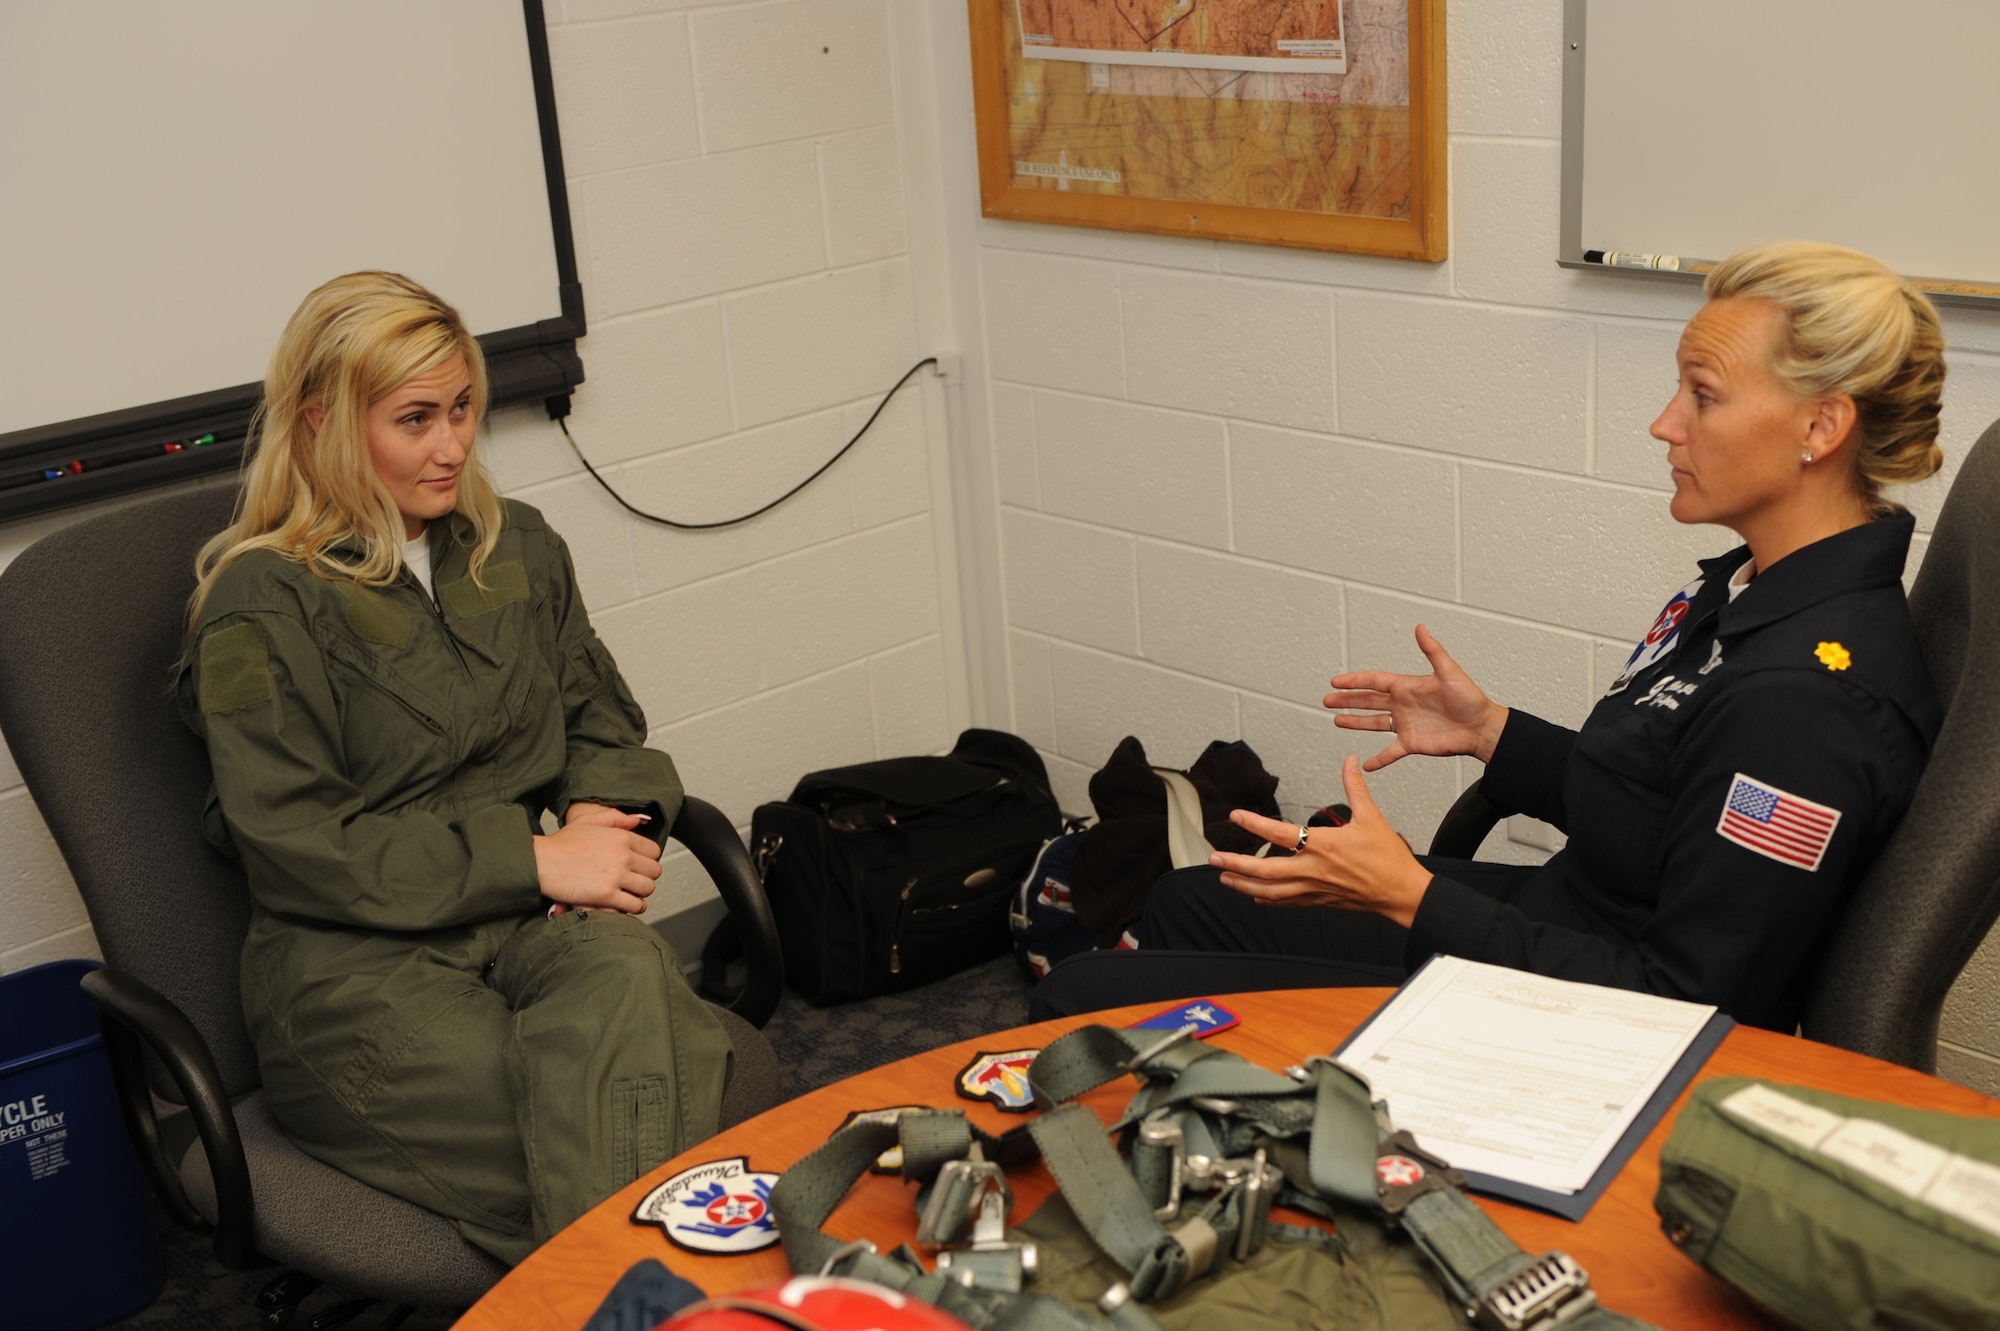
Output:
(659, 1276), (975, 1331)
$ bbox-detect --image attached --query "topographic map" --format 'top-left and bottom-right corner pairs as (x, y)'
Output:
(1018, 0), (1346, 73)
(1004, 0), (1411, 217)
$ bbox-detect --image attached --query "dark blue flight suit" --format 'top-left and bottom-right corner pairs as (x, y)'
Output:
(1038, 515), (1939, 1031)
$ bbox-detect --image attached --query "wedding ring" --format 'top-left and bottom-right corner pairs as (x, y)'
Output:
(1292, 824), (1310, 852)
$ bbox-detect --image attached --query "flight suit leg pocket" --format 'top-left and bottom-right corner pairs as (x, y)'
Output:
(612, 1074), (673, 1185)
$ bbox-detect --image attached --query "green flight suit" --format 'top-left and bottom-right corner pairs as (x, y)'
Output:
(178, 499), (732, 1265)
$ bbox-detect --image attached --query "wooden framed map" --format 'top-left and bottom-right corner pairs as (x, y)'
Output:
(968, 0), (1446, 260)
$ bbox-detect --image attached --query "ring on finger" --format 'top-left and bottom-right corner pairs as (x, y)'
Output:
(1292, 824), (1310, 852)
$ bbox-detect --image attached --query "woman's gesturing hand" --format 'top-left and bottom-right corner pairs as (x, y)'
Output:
(1209, 757), (1433, 928)
(535, 804), (662, 914)
(1324, 623), (1509, 770)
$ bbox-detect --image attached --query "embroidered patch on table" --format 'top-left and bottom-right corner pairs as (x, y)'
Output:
(1815, 641), (1852, 671)
(631, 1155), (780, 1254)
(1716, 773), (1842, 872)
(955, 1050), (1040, 1112)
(1127, 1000), (1240, 1038)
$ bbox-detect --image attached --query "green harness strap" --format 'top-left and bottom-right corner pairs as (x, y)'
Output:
(768, 1113), (1167, 1331)
(1026, 1024), (1660, 1331)
(768, 1025), (1663, 1331)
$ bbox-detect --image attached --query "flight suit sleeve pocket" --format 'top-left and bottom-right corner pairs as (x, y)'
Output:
(566, 633), (649, 735)
(199, 621), (274, 715)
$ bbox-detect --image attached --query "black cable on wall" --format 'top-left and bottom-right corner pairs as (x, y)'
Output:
(551, 358), (939, 531)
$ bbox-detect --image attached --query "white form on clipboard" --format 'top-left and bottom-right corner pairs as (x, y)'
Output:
(1337, 956), (1718, 1195)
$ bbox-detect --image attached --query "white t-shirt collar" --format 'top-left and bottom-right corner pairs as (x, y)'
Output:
(1727, 558), (1756, 601)
(403, 531), (435, 600)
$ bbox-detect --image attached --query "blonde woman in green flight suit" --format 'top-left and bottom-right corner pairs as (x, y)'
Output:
(178, 271), (732, 1265)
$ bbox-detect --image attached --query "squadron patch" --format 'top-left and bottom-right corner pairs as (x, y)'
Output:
(835, 1105), (929, 1173)
(631, 1155), (780, 1254)
(1606, 577), (1703, 695)
(1376, 1155), (1426, 1188)
(1815, 641), (1852, 671)
(955, 1049), (1040, 1112)
(1128, 1000), (1240, 1038)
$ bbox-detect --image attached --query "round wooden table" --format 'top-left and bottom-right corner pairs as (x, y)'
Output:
(455, 989), (2000, 1329)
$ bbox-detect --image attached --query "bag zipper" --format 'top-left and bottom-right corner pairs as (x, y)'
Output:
(890, 875), (918, 974)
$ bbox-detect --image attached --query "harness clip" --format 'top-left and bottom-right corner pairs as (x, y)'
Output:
(1134, 1118), (1185, 1220)
(932, 1186), (1039, 1293)
(1472, 1251), (1597, 1331)
(916, 1155), (1012, 1248)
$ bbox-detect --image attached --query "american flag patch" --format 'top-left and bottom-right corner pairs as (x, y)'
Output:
(1716, 773), (1841, 871)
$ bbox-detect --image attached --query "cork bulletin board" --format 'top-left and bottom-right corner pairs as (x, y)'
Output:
(968, 0), (1446, 261)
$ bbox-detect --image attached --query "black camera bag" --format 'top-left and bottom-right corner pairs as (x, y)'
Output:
(749, 729), (1061, 1005)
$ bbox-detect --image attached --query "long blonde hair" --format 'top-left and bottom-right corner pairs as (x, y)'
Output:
(189, 271), (504, 627)
(1704, 241), (1946, 517)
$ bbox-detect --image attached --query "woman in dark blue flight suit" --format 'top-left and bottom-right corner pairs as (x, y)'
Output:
(1035, 241), (1947, 1032)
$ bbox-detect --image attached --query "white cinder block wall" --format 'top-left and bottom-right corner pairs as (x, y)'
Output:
(949, 1), (2000, 1091)
(0, 0), (962, 969)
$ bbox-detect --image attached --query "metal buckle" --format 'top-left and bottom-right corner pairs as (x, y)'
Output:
(1232, 1148), (1277, 1261)
(1125, 1021), (1199, 1073)
(915, 1155), (1011, 1248)
(1473, 1252), (1597, 1331)
(815, 1238), (877, 1277)
(1135, 1118), (1185, 1220)
(932, 1186), (1039, 1293)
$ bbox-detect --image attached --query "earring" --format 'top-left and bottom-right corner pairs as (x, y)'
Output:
(1801, 452), (1814, 464)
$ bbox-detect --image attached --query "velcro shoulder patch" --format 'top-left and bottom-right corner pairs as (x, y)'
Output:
(340, 584), (411, 648)
(199, 621), (273, 715)
(440, 560), (530, 619)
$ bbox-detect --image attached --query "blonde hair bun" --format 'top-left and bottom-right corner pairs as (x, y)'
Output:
(1704, 241), (1946, 514)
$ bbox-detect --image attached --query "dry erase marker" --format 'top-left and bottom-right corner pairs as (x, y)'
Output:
(1585, 249), (1681, 271)
(0, 467), (52, 493)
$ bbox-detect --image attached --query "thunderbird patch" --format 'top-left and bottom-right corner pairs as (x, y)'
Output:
(632, 1155), (780, 1254)
(1377, 1155), (1426, 1188)
(837, 1105), (929, 1174)
(955, 1049), (1040, 1112)
(1607, 577), (1703, 695)
(1127, 1000), (1240, 1039)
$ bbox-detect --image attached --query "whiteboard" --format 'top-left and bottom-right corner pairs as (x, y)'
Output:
(1562, 0), (2000, 301)
(0, 0), (565, 438)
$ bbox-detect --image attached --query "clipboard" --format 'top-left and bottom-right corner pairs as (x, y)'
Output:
(1333, 960), (1735, 1222)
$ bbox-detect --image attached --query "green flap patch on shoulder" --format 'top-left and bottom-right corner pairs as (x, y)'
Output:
(200, 621), (274, 715)
(440, 561), (530, 619)
(340, 584), (411, 648)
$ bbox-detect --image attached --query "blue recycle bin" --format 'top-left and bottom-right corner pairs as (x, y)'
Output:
(0, 960), (163, 1329)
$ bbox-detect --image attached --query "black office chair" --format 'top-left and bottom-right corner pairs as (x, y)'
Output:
(0, 483), (787, 1319)
(1430, 418), (2000, 1073)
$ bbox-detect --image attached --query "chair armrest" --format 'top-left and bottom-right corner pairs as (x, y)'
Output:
(672, 796), (784, 1029)
(1427, 782), (1507, 860)
(80, 968), (258, 1269)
